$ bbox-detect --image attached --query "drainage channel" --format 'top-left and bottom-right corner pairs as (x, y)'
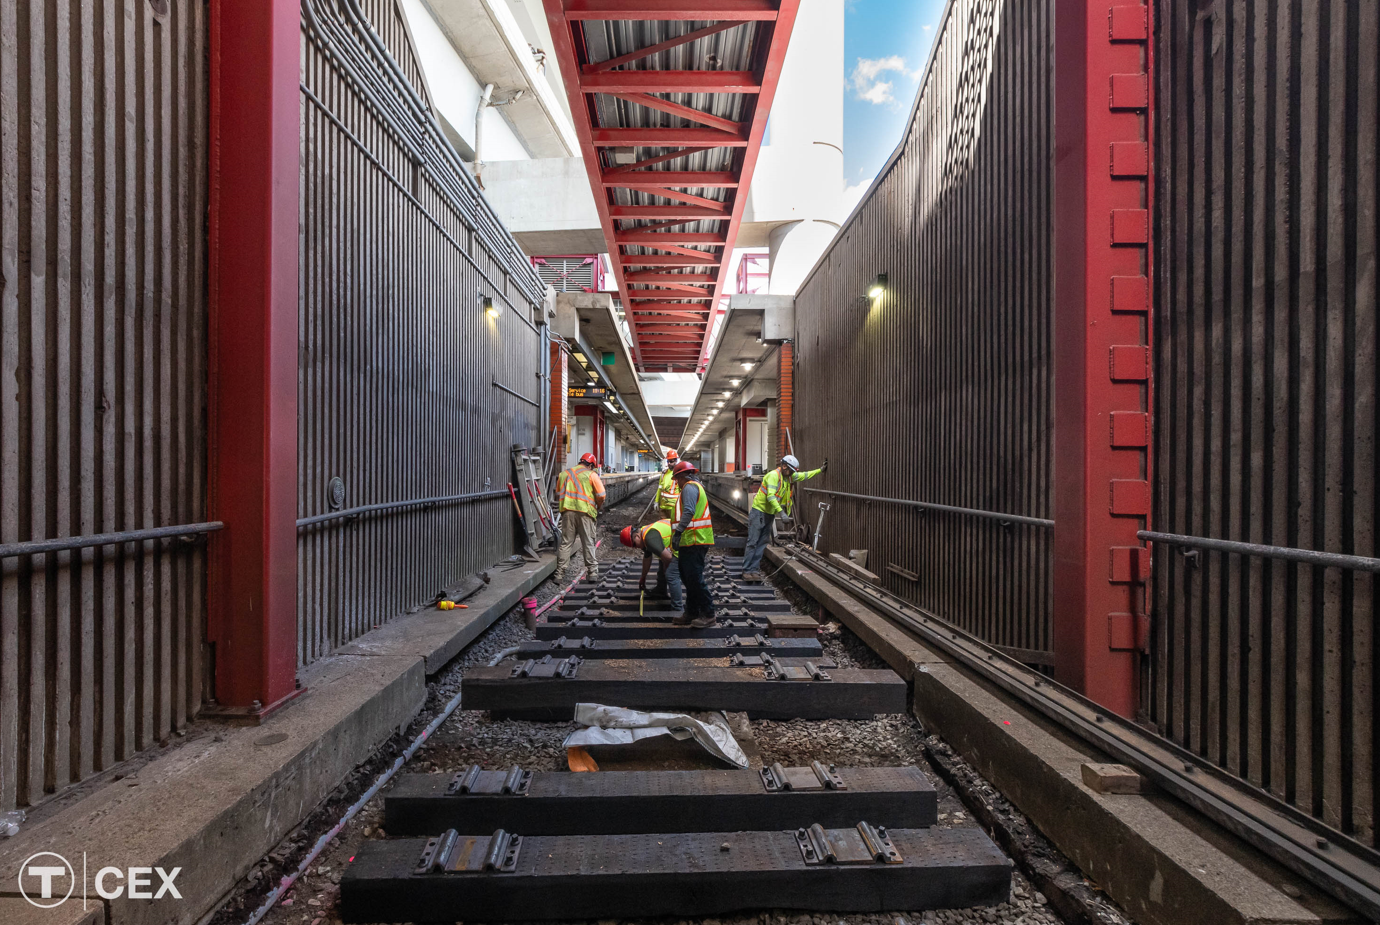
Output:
(210, 486), (1086, 925)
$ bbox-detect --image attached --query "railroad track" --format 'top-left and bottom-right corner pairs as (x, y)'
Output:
(340, 540), (1014, 922)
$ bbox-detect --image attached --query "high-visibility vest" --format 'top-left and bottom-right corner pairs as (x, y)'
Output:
(558, 466), (599, 517)
(656, 469), (680, 514)
(752, 468), (795, 515)
(641, 520), (677, 558)
(674, 479), (714, 547)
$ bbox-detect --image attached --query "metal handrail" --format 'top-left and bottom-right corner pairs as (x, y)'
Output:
(491, 379), (539, 407)
(801, 486), (1054, 528)
(296, 490), (509, 529)
(0, 522), (224, 559)
(1139, 530), (1380, 573)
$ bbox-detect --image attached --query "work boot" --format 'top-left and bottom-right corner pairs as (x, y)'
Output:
(671, 610), (693, 626)
(690, 614), (718, 630)
(741, 570), (763, 582)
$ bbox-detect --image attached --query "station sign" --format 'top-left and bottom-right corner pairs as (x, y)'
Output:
(568, 387), (608, 400)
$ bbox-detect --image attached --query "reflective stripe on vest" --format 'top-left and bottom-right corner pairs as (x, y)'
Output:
(753, 468), (794, 513)
(559, 467), (598, 516)
(657, 470), (680, 509)
(675, 480), (714, 546)
(641, 521), (677, 557)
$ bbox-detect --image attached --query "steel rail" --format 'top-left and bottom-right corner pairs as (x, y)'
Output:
(296, 490), (509, 529)
(1138, 530), (1380, 574)
(783, 544), (1380, 920)
(800, 486), (1054, 528)
(0, 522), (224, 559)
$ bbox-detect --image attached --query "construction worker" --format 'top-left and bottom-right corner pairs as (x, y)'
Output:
(619, 520), (685, 620)
(670, 460), (717, 628)
(555, 452), (606, 582)
(741, 454), (827, 579)
(656, 449), (681, 519)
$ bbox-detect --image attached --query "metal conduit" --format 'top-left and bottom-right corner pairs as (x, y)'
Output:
(296, 490), (511, 530)
(1138, 530), (1380, 574)
(0, 523), (225, 560)
(801, 487), (1054, 528)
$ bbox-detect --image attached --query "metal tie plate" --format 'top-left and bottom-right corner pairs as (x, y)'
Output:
(551, 635), (597, 650)
(795, 822), (901, 865)
(415, 828), (522, 874)
(762, 655), (831, 682)
(725, 633), (771, 648)
(510, 655), (582, 679)
(760, 761), (847, 792)
(446, 765), (533, 796)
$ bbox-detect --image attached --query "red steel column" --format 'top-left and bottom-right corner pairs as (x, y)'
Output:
(206, 0), (300, 715)
(1053, 1), (1153, 718)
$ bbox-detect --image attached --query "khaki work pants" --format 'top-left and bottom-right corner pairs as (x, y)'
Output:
(557, 509), (599, 580)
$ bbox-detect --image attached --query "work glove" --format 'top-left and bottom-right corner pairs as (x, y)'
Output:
(638, 578), (648, 592)
(671, 529), (682, 551)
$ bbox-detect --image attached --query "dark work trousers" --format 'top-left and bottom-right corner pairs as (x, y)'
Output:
(677, 545), (716, 621)
(742, 508), (773, 572)
(650, 556), (684, 610)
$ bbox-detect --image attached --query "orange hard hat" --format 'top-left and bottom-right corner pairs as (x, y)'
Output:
(580, 452), (598, 466)
(665, 449), (678, 461)
(619, 525), (636, 547)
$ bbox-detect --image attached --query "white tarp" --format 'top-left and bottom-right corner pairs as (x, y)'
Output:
(562, 703), (750, 769)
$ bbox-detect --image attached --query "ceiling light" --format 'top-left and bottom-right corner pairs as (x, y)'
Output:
(729, 379), (740, 386)
(741, 362), (753, 370)
(721, 391), (731, 398)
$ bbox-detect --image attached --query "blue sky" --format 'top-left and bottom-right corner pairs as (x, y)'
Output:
(842, 0), (947, 196)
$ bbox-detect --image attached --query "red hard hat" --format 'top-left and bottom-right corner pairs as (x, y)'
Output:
(619, 525), (636, 547)
(580, 452), (598, 466)
(665, 449), (678, 461)
(672, 460), (698, 476)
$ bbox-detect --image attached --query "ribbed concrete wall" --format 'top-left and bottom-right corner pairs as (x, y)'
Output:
(1149, 0), (1379, 848)
(0, 1), (210, 810)
(296, 0), (549, 666)
(789, 0), (1054, 662)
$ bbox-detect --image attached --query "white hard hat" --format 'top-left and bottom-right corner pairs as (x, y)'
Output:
(781, 455), (799, 471)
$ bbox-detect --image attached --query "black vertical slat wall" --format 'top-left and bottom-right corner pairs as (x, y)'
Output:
(0, 1), (209, 811)
(791, 0), (1054, 660)
(296, 0), (548, 665)
(1150, 0), (1378, 847)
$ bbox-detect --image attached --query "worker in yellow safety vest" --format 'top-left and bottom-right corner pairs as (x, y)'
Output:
(670, 460), (717, 628)
(555, 452), (607, 582)
(656, 449), (682, 519)
(619, 520), (685, 620)
(741, 453), (827, 580)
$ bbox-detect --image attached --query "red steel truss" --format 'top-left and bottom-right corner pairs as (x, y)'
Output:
(543, 0), (800, 372)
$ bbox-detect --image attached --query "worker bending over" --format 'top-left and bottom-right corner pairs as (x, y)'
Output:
(555, 452), (606, 582)
(619, 520), (685, 620)
(655, 449), (681, 519)
(741, 454), (827, 579)
(670, 460), (717, 628)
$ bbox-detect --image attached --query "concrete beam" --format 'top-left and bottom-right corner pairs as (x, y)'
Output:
(764, 547), (1353, 925)
(0, 555), (555, 925)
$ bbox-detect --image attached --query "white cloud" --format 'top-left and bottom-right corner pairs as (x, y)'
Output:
(842, 177), (874, 216)
(849, 55), (920, 106)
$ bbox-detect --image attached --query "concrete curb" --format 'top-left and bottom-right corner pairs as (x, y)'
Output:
(765, 547), (1351, 925)
(0, 553), (555, 925)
